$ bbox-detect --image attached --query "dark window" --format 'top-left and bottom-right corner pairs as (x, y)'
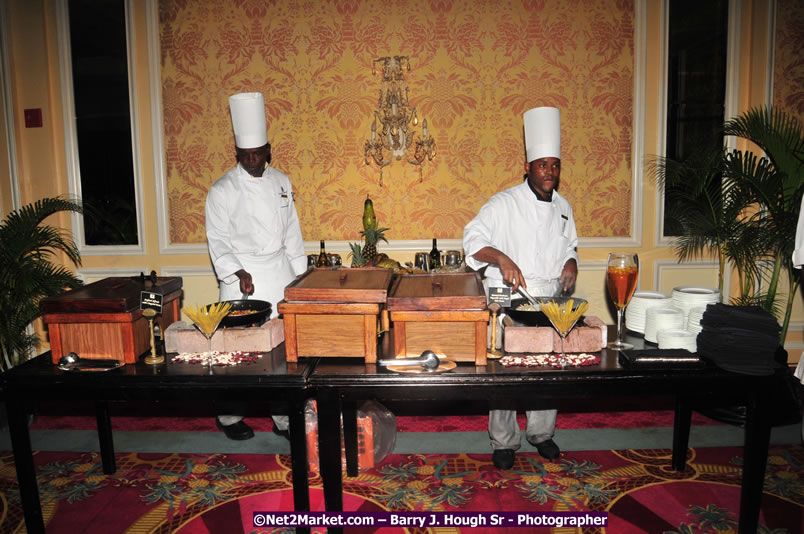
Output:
(68, 0), (137, 246)
(663, 0), (729, 236)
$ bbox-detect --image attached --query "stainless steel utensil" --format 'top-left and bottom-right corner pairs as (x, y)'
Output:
(518, 286), (539, 306)
(378, 350), (440, 371)
(57, 353), (122, 371)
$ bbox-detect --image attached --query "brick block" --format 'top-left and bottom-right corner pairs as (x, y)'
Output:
(503, 315), (606, 353)
(165, 318), (284, 353)
(165, 321), (224, 353)
(503, 326), (554, 353)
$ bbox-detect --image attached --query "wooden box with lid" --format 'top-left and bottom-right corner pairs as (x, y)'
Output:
(278, 268), (394, 363)
(40, 276), (183, 364)
(387, 272), (489, 365)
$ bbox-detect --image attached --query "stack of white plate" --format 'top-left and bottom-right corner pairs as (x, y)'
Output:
(644, 307), (685, 343)
(657, 328), (697, 351)
(672, 287), (720, 321)
(687, 305), (707, 335)
(625, 291), (672, 334)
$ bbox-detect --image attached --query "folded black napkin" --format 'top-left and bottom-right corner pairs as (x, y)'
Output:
(619, 349), (707, 369)
(695, 304), (781, 376)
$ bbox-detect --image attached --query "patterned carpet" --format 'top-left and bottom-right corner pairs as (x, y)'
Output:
(2, 445), (802, 533)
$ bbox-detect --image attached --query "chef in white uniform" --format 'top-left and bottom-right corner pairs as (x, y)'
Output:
(792, 195), (804, 442)
(206, 92), (307, 440)
(463, 106), (578, 469)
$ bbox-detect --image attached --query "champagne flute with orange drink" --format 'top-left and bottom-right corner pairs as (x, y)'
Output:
(606, 253), (639, 350)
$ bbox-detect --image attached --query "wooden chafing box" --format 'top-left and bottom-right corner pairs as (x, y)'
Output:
(40, 276), (183, 364)
(278, 268), (393, 363)
(387, 272), (489, 365)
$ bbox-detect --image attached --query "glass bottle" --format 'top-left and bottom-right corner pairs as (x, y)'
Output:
(429, 238), (441, 269)
(316, 240), (332, 267)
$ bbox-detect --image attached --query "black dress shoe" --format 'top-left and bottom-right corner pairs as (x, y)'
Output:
(492, 449), (515, 469)
(535, 439), (560, 460)
(216, 419), (254, 441)
(272, 425), (290, 440)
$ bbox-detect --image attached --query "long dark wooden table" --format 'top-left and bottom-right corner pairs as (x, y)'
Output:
(3, 345), (312, 534)
(310, 329), (779, 534)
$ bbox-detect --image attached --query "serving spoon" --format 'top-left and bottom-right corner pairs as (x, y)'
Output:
(378, 350), (441, 371)
(58, 352), (121, 371)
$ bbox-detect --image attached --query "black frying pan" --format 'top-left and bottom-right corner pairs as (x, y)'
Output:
(218, 299), (272, 327)
(505, 297), (587, 327)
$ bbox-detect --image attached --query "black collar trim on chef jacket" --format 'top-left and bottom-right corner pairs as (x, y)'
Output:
(526, 178), (553, 202)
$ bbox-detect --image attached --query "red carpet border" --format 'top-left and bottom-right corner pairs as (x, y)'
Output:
(0, 446), (801, 533)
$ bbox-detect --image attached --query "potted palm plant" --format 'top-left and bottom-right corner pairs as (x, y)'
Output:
(652, 106), (804, 344)
(0, 197), (83, 371)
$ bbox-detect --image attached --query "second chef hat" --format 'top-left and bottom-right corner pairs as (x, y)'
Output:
(524, 107), (561, 163)
(229, 92), (267, 149)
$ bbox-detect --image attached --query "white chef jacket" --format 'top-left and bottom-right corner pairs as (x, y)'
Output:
(794, 196), (804, 269)
(206, 163), (307, 317)
(463, 181), (579, 297)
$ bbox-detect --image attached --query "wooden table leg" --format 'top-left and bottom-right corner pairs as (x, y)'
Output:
(738, 389), (771, 534)
(287, 397), (310, 534)
(672, 396), (692, 471)
(317, 387), (343, 534)
(342, 400), (359, 477)
(7, 399), (45, 534)
(95, 401), (116, 474)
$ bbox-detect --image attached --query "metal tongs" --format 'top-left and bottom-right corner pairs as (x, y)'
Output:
(518, 286), (539, 307)
(378, 350), (440, 371)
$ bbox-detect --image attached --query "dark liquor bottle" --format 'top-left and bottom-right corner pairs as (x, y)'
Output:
(316, 240), (332, 267)
(429, 238), (441, 269)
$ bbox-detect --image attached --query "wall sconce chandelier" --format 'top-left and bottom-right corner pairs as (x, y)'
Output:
(364, 56), (436, 186)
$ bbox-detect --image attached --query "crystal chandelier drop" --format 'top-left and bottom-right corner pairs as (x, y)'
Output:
(363, 56), (436, 186)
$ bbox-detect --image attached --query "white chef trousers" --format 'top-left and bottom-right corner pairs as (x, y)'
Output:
(489, 403), (557, 450)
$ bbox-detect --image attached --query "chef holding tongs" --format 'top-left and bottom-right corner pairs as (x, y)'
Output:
(462, 107), (579, 469)
(205, 92), (307, 441)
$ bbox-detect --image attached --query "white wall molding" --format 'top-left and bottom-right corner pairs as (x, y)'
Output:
(0, 0), (20, 214)
(627, 0), (647, 249)
(654, 0), (671, 248)
(159, 265), (215, 278)
(75, 267), (150, 283)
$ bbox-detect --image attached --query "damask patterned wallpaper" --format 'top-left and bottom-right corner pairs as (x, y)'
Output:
(160, 0), (635, 245)
(774, 0), (804, 124)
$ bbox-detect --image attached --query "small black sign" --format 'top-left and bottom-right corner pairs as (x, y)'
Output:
(488, 286), (511, 308)
(140, 291), (163, 313)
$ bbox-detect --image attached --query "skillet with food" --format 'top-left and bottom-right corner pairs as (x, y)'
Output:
(218, 299), (272, 327)
(504, 297), (587, 327)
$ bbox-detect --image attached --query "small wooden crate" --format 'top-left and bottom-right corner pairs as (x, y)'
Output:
(387, 272), (489, 365)
(278, 268), (393, 363)
(40, 276), (182, 364)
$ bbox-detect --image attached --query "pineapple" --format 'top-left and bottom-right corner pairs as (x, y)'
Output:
(348, 242), (366, 267)
(361, 226), (389, 265)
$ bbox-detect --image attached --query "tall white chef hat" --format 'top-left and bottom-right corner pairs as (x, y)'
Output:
(524, 107), (561, 162)
(229, 92), (268, 149)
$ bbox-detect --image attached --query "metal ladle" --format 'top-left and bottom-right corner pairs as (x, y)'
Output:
(57, 352), (121, 370)
(378, 350), (441, 371)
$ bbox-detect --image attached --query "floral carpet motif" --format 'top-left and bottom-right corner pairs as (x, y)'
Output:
(0, 446), (801, 533)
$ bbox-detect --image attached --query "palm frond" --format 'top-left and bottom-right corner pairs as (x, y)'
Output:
(0, 197), (83, 369)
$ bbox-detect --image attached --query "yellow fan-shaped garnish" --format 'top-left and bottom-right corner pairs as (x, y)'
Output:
(540, 299), (589, 335)
(182, 302), (232, 337)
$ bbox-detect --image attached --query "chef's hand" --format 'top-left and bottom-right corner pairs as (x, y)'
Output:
(235, 269), (254, 295)
(497, 254), (527, 292)
(559, 259), (578, 293)
(470, 246), (526, 292)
